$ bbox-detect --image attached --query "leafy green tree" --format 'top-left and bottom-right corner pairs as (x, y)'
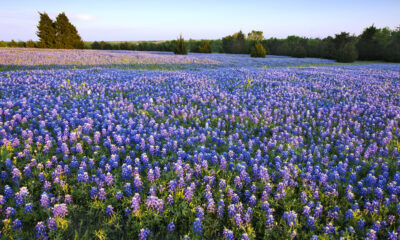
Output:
(198, 40), (212, 53)
(291, 45), (307, 58)
(173, 34), (188, 55)
(385, 26), (400, 62)
(37, 12), (56, 48)
(9, 40), (18, 48)
(119, 42), (130, 50)
(0, 41), (7, 47)
(54, 12), (84, 49)
(103, 42), (113, 50)
(357, 25), (390, 60)
(91, 41), (101, 49)
(17, 41), (25, 48)
(250, 43), (266, 57)
(26, 40), (35, 48)
(333, 32), (358, 62)
(248, 30), (264, 41)
(222, 31), (248, 54)
(336, 42), (358, 62)
(321, 36), (336, 59)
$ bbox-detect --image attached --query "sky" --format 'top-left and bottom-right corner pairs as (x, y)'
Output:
(1, 0), (399, 41)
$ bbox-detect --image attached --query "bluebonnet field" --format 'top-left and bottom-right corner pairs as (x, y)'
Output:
(0, 48), (400, 240)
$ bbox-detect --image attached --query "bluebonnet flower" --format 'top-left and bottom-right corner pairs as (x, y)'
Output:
(193, 218), (202, 235)
(223, 228), (235, 240)
(105, 205), (114, 215)
(138, 228), (151, 240)
(168, 222), (175, 232)
(283, 211), (297, 227)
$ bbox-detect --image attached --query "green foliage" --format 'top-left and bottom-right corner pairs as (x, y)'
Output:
(91, 41), (101, 49)
(0, 41), (7, 47)
(385, 27), (400, 62)
(54, 12), (84, 49)
(173, 34), (188, 55)
(291, 45), (307, 58)
(119, 42), (130, 50)
(336, 42), (358, 62)
(248, 30), (264, 41)
(37, 12), (56, 48)
(357, 25), (391, 61)
(26, 40), (35, 48)
(333, 32), (358, 62)
(36, 12), (83, 49)
(191, 40), (212, 53)
(222, 30), (249, 54)
(250, 43), (266, 58)
(9, 40), (17, 48)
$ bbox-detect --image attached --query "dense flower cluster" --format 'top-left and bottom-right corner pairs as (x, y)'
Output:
(0, 49), (399, 239)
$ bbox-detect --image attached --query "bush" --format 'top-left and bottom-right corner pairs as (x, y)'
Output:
(250, 43), (266, 58)
(174, 34), (188, 55)
(336, 42), (358, 62)
(0, 41), (7, 47)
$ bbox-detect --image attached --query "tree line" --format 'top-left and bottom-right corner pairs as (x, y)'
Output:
(1, 21), (399, 62)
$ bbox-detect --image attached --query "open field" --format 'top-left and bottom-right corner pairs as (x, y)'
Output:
(0, 48), (400, 239)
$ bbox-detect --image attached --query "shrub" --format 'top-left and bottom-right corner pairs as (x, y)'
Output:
(250, 43), (266, 58)
(336, 42), (358, 62)
(173, 34), (188, 55)
(0, 41), (7, 47)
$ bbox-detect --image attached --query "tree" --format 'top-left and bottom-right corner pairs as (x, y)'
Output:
(173, 34), (188, 55)
(333, 32), (358, 62)
(0, 41), (7, 47)
(222, 31), (248, 54)
(250, 43), (266, 57)
(119, 42), (130, 50)
(248, 30), (264, 41)
(91, 41), (101, 49)
(385, 26), (400, 62)
(54, 12), (84, 49)
(357, 25), (390, 60)
(9, 40), (17, 48)
(37, 12), (56, 48)
(336, 42), (358, 62)
(198, 40), (212, 53)
(26, 40), (35, 48)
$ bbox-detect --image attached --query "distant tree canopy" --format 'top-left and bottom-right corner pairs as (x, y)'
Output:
(36, 12), (83, 49)
(190, 40), (212, 53)
(222, 30), (248, 54)
(3, 19), (395, 63)
(248, 30), (264, 42)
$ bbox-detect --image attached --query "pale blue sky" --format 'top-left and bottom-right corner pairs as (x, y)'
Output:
(1, 0), (399, 41)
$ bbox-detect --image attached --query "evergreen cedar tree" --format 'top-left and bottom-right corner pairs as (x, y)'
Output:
(37, 12), (56, 48)
(174, 34), (188, 55)
(37, 12), (83, 49)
